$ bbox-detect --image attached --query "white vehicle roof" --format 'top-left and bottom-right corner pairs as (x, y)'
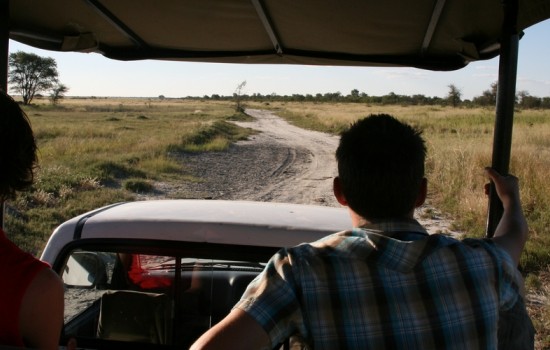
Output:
(41, 200), (350, 264)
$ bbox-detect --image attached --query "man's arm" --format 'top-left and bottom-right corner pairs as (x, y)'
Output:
(485, 168), (528, 266)
(190, 308), (270, 350)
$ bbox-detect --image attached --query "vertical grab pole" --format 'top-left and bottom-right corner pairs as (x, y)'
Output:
(0, 0), (10, 230)
(486, 0), (519, 237)
(0, 0), (8, 92)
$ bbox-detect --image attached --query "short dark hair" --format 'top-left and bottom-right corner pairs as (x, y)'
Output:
(0, 91), (38, 200)
(335, 114), (426, 220)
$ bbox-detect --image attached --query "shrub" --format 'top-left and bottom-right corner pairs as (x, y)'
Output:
(123, 179), (154, 193)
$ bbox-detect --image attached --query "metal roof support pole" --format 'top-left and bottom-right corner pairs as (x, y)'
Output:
(0, 0), (7, 92)
(84, 0), (147, 48)
(420, 0), (446, 54)
(486, 0), (519, 237)
(0, 0), (9, 229)
(251, 0), (283, 55)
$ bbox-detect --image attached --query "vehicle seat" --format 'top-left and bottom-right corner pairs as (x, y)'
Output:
(97, 290), (171, 344)
(207, 273), (258, 323)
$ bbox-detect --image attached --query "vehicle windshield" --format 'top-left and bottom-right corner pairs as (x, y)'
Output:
(62, 249), (265, 348)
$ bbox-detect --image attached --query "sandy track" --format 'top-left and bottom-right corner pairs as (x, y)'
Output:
(232, 109), (340, 206)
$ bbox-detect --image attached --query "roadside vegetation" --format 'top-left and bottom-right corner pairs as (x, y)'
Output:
(4, 97), (549, 347)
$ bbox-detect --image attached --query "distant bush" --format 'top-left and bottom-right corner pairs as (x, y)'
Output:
(226, 111), (255, 121)
(169, 119), (256, 152)
(94, 162), (147, 182)
(123, 179), (154, 193)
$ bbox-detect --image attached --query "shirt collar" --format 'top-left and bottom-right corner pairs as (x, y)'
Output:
(357, 218), (429, 237)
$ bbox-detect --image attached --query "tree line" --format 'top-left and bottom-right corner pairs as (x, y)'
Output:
(8, 52), (550, 109)
(207, 83), (550, 109)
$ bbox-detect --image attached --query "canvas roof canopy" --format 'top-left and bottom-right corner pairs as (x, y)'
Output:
(7, 0), (550, 71)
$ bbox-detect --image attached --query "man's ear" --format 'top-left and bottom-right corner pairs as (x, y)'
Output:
(415, 177), (428, 208)
(333, 177), (348, 206)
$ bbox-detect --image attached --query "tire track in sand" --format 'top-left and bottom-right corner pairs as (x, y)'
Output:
(234, 109), (340, 206)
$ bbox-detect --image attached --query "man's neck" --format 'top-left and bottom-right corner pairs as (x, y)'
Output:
(349, 209), (415, 228)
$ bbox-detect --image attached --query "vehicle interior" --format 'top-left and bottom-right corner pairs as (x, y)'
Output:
(60, 244), (275, 349)
(3, 0), (550, 349)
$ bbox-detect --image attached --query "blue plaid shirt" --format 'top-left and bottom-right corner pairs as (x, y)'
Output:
(235, 220), (523, 349)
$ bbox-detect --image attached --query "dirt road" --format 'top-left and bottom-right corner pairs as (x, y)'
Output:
(233, 109), (340, 206)
(153, 108), (456, 235)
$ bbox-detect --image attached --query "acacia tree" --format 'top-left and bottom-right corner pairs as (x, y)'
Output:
(446, 84), (462, 107)
(517, 90), (542, 109)
(233, 80), (247, 112)
(8, 51), (59, 105)
(49, 83), (69, 105)
(473, 81), (498, 106)
(349, 89), (360, 102)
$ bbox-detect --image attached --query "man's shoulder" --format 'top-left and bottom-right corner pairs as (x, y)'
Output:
(459, 237), (515, 263)
(450, 237), (523, 292)
(290, 230), (350, 249)
(285, 230), (359, 258)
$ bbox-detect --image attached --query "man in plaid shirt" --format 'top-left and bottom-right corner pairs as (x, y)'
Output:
(192, 114), (531, 349)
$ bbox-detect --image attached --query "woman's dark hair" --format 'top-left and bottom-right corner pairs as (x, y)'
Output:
(336, 114), (426, 220)
(0, 91), (38, 200)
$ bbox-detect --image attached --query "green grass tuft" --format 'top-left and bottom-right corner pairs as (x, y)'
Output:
(169, 119), (256, 153)
(123, 179), (154, 193)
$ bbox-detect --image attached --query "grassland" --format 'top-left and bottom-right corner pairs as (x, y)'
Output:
(5, 98), (550, 347)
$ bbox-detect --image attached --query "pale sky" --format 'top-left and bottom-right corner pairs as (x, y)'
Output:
(8, 19), (550, 100)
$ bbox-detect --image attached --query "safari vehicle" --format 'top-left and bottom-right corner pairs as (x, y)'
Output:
(2, 0), (550, 349)
(40, 200), (350, 348)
